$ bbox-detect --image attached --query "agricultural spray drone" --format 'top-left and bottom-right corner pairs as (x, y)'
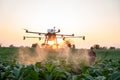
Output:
(23, 27), (85, 49)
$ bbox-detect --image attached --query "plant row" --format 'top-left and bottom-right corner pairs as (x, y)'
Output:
(0, 59), (120, 80)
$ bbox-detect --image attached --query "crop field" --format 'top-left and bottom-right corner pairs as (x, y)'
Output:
(0, 47), (120, 80)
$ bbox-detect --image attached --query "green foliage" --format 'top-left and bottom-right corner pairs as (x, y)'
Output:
(0, 47), (120, 80)
(0, 59), (120, 80)
(95, 49), (120, 60)
(0, 47), (18, 62)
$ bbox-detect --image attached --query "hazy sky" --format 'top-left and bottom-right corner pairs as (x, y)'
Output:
(0, 0), (120, 48)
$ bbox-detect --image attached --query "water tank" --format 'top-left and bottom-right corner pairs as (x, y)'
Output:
(47, 29), (55, 33)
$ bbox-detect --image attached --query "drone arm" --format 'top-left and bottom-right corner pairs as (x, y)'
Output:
(23, 36), (42, 40)
(72, 36), (85, 39)
(74, 36), (85, 40)
(63, 36), (85, 40)
(26, 31), (46, 35)
(56, 34), (74, 37)
(23, 29), (46, 35)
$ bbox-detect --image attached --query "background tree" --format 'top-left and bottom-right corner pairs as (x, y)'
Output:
(109, 47), (116, 50)
(0, 43), (1, 47)
(93, 44), (100, 49)
(32, 43), (38, 48)
(9, 44), (14, 47)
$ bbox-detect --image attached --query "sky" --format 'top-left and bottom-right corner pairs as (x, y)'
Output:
(0, 0), (120, 48)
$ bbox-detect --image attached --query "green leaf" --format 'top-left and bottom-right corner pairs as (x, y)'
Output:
(95, 76), (106, 80)
(82, 66), (89, 73)
(94, 69), (103, 76)
(46, 63), (55, 72)
(108, 72), (120, 80)
(35, 62), (42, 68)
(71, 75), (82, 80)
(0, 70), (11, 80)
(23, 70), (39, 80)
(83, 74), (94, 80)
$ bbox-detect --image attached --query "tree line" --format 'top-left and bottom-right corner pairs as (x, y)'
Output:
(92, 44), (118, 50)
